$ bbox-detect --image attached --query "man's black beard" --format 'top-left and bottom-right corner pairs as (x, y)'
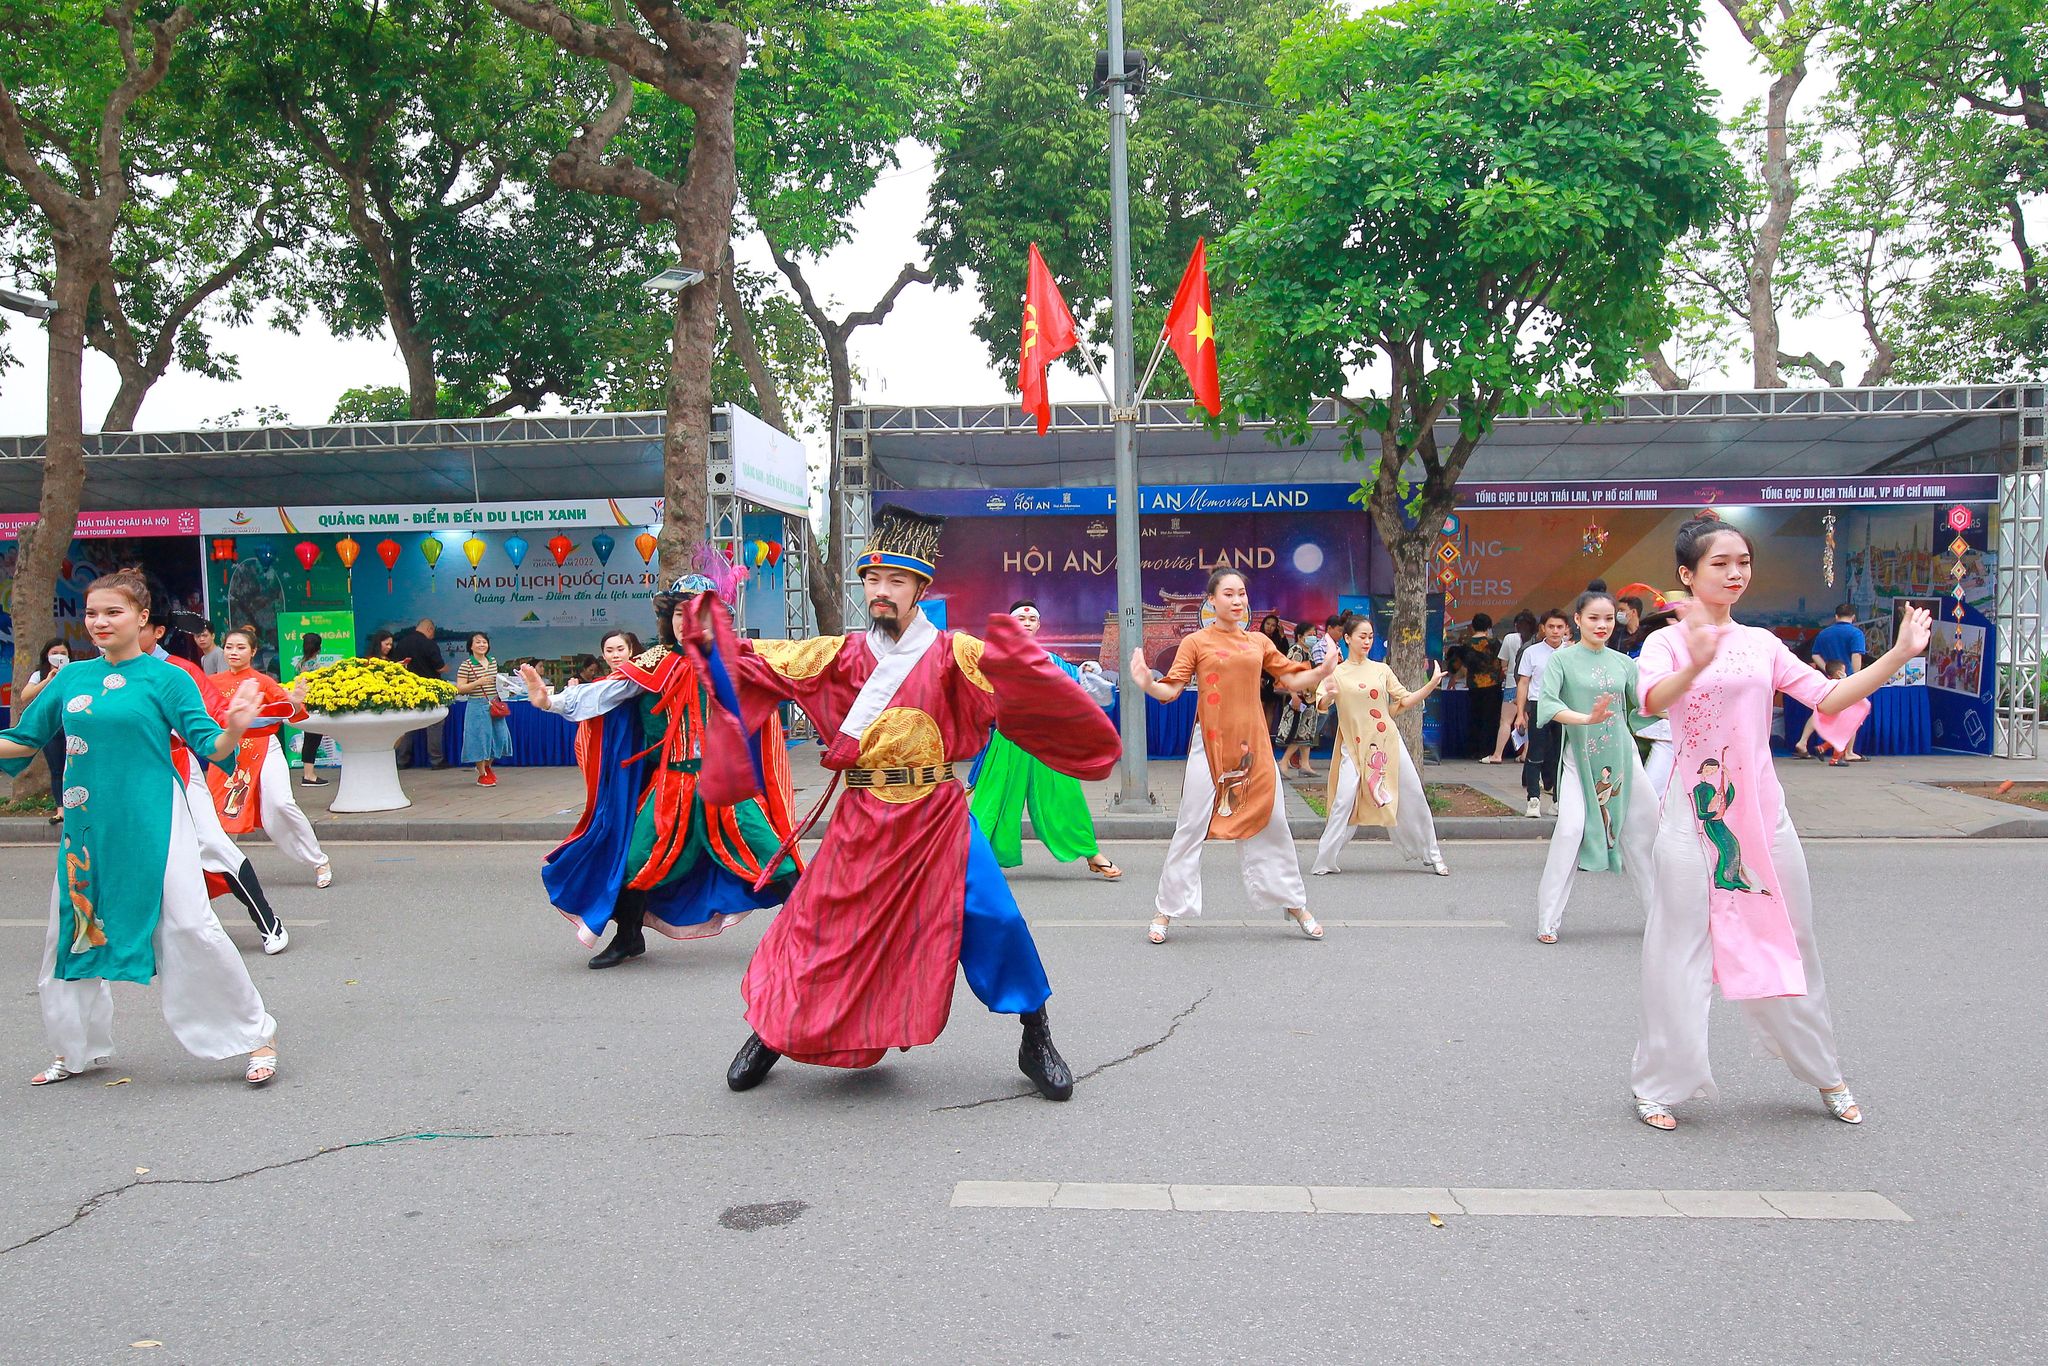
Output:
(869, 606), (905, 640)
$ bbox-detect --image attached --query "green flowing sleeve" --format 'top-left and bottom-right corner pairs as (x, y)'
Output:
(1624, 661), (1658, 736)
(0, 679), (64, 775)
(159, 664), (232, 771)
(1533, 651), (1569, 728)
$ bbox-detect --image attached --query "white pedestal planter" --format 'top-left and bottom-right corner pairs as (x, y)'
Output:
(312, 707), (447, 813)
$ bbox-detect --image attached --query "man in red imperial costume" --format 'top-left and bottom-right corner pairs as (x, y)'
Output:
(685, 505), (1120, 1101)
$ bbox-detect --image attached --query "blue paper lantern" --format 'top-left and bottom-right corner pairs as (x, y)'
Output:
(590, 532), (616, 566)
(504, 535), (529, 569)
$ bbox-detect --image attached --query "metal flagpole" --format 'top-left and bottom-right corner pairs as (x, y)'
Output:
(1105, 0), (1158, 812)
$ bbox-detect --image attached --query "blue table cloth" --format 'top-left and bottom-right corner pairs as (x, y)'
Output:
(1780, 685), (1931, 757)
(405, 698), (577, 768)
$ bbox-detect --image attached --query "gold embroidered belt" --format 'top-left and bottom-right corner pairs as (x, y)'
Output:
(843, 762), (956, 790)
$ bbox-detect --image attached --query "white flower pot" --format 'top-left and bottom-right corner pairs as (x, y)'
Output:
(311, 707), (448, 813)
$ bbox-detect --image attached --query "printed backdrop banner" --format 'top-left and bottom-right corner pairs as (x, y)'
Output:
(201, 496), (664, 537)
(917, 507), (1391, 672)
(1, 535), (204, 681)
(366, 528), (662, 665)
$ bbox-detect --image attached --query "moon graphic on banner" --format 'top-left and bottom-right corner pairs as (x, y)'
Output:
(1292, 542), (1326, 575)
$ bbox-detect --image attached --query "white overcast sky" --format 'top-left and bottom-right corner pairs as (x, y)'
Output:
(0, 5), (1864, 457)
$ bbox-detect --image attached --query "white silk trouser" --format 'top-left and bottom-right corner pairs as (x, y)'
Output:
(40, 780), (276, 1066)
(253, 735), (327, 870)
(1536, 748), (1658, 939)
(1643, 741), (1674, 807)
(1156, 727), (1308, 919)
(1630, 800), (1844, 1106)
(1311, 745), (1441, 874)
(184, 764), (245, 877)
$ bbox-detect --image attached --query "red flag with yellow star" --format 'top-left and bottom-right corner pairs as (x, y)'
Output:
(1020, 243), (1079, 435)
(1162, 237), (1220, 415)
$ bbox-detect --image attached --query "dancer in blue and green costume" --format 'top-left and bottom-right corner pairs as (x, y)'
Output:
(967, 600), (1122, 880)
(523, 571), (802, 969)
(0, 570), (281, 1087)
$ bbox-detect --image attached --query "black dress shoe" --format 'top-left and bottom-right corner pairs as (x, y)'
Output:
(727, 1033), (781, 1091)
(1017, 1008), (1074, 1102)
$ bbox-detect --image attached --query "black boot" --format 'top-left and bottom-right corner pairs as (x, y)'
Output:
(727, 1033), (781, 1091)
(1018, 1007), (1074, 1102)
(588, 892), (647, 969)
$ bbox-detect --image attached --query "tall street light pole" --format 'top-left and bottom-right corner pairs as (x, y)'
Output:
(1105, 0), (1158, 813)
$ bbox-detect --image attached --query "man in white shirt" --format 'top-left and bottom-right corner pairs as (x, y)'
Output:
(1513, 609), (1571, 817)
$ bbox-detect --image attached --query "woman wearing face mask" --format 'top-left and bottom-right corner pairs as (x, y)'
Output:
(1531, 588), (1657, 945)
(0, 571), (281, 1088)
(1309, 614), (1449, 879)
(1513, 609), (1573, 818)
(209, 628), (334, 890)
(19, 640), (77, 826)
(1629, 514), (1929, 1132)
(1129, 568), (1336, 944)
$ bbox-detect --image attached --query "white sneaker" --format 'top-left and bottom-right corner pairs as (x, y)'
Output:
(262, 925), (290, 956)
(1525, 797), (1541, 818)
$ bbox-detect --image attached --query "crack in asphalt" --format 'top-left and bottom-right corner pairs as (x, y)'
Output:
(0, 1130), (566, 1257)
(933, 988), (1214, 1113)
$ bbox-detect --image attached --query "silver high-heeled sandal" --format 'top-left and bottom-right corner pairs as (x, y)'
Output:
(1429, 856), (1450, 877)
(1633, 1096), (1676, 1130)
(1820, 1087), (1862, 1124)
(1285, 908), (1324, 940)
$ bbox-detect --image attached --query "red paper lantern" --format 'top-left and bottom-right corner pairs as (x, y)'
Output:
(294, 540), (320, 596)
(209, 538), (239, 563)
(547, 533), (574, 568)
(375, 538), (402, 593)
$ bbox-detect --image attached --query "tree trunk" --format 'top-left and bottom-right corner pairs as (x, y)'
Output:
(655, 95), (739, 576)
(813, 330), (853, 636)
(10, 241), (99, 800)
(1748, 64), (1804, 388)
(1643, 348), (1688, 391)
(1374, 517), (1435, 767)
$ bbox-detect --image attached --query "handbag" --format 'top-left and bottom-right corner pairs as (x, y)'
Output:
(488, 696), (510, 718)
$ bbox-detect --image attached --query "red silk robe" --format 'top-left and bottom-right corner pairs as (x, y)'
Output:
(714, 611), (1119, 1067)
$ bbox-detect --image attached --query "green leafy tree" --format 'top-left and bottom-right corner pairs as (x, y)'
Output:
(924, 0), (1331, 381)
(739, 0), (972, 633)
(218, 0), (679, 420)
(1222, 0), (1734, 748)
(0, 0), (203, 797)
(1823, 0), (2047, 381)
(483, 0), (744, 567)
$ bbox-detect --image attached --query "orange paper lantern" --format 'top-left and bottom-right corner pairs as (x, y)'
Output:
(634, 531), (658, 565)
(335, 535), (361, 592)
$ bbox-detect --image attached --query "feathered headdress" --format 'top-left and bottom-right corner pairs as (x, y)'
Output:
(667, 542), (750, 602)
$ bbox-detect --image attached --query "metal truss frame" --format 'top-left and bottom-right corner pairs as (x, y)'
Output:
(1995, 388), (2046, 759)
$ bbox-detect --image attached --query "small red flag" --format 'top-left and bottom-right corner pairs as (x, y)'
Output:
(1162, 237), (1221, 416)
(1020, 243), (1079, 435)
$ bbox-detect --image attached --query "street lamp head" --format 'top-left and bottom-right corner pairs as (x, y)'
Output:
(642, 266), (707, 294)
(0, 286), (59, 320)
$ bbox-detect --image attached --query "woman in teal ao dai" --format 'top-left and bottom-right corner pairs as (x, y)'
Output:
(1532, 586), (1660, 945)
(0, 573), (280, 1087)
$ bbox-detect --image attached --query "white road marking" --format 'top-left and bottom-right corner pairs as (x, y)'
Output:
(0, 918), (329, 929)
(952, 1182), (1911, 1222)
(1029, 919), (1508, 929)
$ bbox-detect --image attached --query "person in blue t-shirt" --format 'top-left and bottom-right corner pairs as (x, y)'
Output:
(1795, 604), (1868, 761)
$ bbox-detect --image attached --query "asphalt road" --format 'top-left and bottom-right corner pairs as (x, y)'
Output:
(0, 837), (2041, 1364)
